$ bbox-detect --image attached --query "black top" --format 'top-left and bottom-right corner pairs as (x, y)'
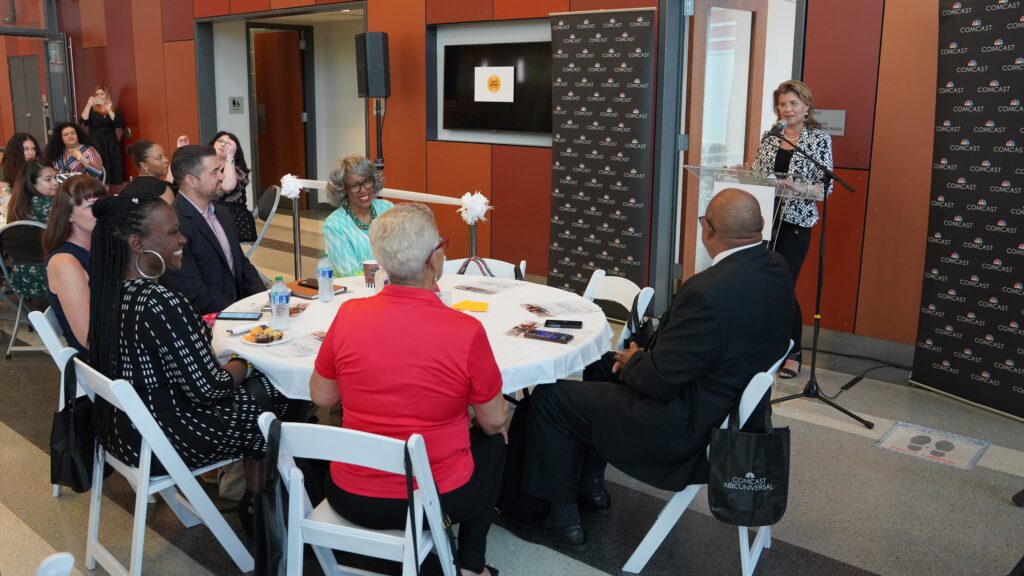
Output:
(80, 111), (126, 184)
(773, 147), (794, 174)
(45, 241), (89, 354)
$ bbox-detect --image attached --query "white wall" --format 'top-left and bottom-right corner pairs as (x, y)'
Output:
(212, 20), (254, 206)
(312, 19), (366, 181)
(761, 0), (798, 132)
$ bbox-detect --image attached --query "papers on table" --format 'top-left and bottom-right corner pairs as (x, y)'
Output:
(524, 301), (602, 316)
(454, 278), (520, 295)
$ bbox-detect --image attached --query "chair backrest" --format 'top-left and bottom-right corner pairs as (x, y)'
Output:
(257, 413), (457, 573)
(73, 358), (196, 481)
(443, 257), (526, 281)
(35, 552), (75, 576)
(0, 221), (46, 276)
(614, 286), (655, 350)
(257, 185), (282, 222)
(722, 340), (794, 430)
(29, 308), (65, 361)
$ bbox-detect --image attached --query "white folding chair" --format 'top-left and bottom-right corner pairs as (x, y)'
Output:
(36, 552), (75, 576)
(581, 269), (655, 350)
(622, 341), (793, 576)
(443, 257), (526, 280)
(257, 413), (458, 576)
(73, 357), (254, 576)
(29, 308), (81, 498)
(245, 185), (282, 286)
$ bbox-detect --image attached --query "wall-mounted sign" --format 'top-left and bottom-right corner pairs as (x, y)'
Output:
(228, 96), (244, 115)
(815, 109), (846, 136)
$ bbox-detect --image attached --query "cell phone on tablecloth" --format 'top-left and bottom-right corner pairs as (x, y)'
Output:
(545, 319), (583, 329)
(523, 329), (574, 344)
(216, 311), (263, 321)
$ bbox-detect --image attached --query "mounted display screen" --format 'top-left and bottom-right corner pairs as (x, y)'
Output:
(443, 42), (552, 134)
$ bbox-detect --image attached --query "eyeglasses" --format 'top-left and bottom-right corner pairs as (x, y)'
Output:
(345, 178), (376, 193)
(425, 237), (449, 265)
(698, 215), (715, 231)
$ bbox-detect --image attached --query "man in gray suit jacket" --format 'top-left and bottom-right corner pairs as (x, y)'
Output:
(511, 189), (794, 551)
(162, 145), (265, 315)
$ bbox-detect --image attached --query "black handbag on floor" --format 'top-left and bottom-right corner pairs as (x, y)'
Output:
(50, 351), (95, 493)
(707, 397), (790, 527)
(253, 418), (287, 576)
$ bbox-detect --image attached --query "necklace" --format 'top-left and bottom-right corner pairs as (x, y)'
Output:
(344, 202), (377, 231)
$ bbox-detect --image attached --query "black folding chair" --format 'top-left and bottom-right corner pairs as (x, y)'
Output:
(0, 221), (47, 358)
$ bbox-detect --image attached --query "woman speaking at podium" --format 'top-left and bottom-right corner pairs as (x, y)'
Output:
(750, 79), (833, 379)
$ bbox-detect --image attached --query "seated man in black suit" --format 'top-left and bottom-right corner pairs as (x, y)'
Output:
(510, 188), (794, 551)
(162, 144), (265, 315)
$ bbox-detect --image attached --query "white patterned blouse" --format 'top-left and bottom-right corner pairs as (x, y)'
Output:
(751, 126), (833, 228)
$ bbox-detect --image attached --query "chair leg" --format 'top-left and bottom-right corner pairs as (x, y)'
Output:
(5, 297), (23, 359)
(172, 469), (254, 572)
(129, 455), (154, 576)
(159, 486), (202, 528)
(622, 484), (700, 574)
(738, 525), (772, 576)
(85, 448), (106, 571)
(52, 483), (61, 498)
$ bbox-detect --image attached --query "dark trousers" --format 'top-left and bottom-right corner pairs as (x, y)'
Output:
(771, 220), (812, 352)
(521, 355), (619, 505)
(325, 428), (505, 573)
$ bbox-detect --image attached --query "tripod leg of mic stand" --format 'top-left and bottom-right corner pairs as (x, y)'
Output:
(815, 395), (874, 429)
(772, 379), (875, 429)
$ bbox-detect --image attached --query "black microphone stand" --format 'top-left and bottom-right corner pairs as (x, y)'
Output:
(374, 97), (386, 173)
(769, 134), (874, 430)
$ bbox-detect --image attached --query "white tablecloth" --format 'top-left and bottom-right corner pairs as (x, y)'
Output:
(212, 276), (613, 399)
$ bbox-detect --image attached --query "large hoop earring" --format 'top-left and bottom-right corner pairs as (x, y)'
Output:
(135, 249), (166, 279)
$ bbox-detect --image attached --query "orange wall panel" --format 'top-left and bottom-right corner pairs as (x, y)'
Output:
(232, 0), (271, 13)
(570, 0), (656, 10)
(427, 0), (492, 24)
(491, 145), (552, 275)
(494, 0), (568, 20)
(855, 0), (937, 344)
(426, 141), (492, 259)
(272, 0), (315, 7)
(803, 0), (882, 170)
(794, 169), (868, 334)
(163, 41), (200, 146)
(132, 0), (169, 156)
(194, 0), (230, 18)
(162, 0), (195, 41)
(0, 42), (12, 139)
(367, 0), (427, 193)
(80, 0), (109, 48)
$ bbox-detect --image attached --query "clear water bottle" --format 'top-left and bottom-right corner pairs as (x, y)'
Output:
(269, 276), (291, 330)
(317, 254), (334, 303)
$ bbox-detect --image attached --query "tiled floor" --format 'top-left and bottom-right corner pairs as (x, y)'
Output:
(1, 210), (1021, 575)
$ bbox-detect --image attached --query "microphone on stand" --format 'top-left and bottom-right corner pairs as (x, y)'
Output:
(768, 120), (786, 137)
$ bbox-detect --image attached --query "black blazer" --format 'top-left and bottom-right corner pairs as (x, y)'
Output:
(162, 194), (266, 315)
(591, 245), (794, 491)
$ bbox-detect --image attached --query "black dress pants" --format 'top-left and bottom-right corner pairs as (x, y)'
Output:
(771, 220), (812, 352)
(521, 354), (620, 505)
(325, 427), (506, 573)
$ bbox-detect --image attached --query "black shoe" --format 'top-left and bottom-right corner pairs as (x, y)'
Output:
(506, 516), (590, 552)
(578, 489), (611, 516)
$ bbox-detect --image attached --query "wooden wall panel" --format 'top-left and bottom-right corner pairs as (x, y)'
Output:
(426, 0), (492, 24)
(491, 145), (552, 275)
(132, 0), (169, 161)
(494, 0), (568, 20)
(367, 0), (427, 193)
(272, 0), (315, 8)
(194, 0), (230, 18)
(793, 168), (868, 334)
(162, 0), (195, 41)
(855, 0), (937, 344)
(80, 0), (109, 48)
(570, 0), (657, 10)
(232, 0), (271, 13)
(426, 141), (492, 259)
(162, 41), (200, 146)
(803, 0), (882, 170)
(102, 0), (139, 141)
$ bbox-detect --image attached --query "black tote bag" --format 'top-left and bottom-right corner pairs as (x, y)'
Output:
(707, 400), (790, 527)
(253, 418), (288, 576)
(50, 352), (95, 493)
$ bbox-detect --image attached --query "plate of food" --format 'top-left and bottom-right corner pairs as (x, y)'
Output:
(241, 325), (291, 346)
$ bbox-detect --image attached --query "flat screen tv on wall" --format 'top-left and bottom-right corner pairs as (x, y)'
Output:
(443, 42), (552, 134)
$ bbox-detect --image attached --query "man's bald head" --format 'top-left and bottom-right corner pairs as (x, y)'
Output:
(701, 188), (765, 257)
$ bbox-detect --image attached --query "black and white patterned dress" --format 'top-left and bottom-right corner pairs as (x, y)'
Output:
(95, 278), (287, 471)
(751, 126), (834, 228)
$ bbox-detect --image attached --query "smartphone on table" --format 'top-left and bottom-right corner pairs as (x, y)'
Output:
(216, 311), (263, 321)
(545, 319), (583, 329)
(524, 329), (574, 344)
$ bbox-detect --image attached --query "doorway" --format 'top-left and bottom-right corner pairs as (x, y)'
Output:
(248, 25), (315, 207)
(8, 54), (47, 141)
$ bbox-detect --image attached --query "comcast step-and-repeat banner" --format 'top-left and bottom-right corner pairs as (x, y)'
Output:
(912, 0), (1024, 420)
(547, 9), (656, 294)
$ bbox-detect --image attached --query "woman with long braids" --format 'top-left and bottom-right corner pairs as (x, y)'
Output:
(88, 194), (290, 475)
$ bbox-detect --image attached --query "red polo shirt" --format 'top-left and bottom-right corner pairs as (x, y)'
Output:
(314, 284), (502, 498)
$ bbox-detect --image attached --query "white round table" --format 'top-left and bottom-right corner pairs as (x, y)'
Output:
(212, 275), (613, 399)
